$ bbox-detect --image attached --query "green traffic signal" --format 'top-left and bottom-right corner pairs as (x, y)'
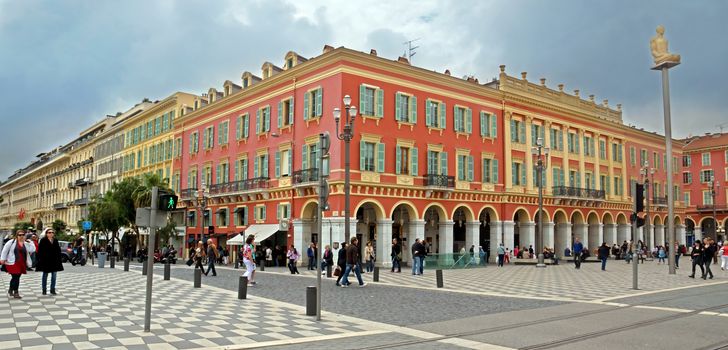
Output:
(158, 194), (178, 211)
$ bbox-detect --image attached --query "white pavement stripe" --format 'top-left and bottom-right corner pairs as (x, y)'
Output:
(438, 337), (515, 350)
(593, 280), (728, 303)
(634, 305), (694, 313)
(196, 329), (392, 350)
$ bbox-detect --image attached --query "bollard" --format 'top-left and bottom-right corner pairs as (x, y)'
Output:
(142, 262), (148, 275)
(238, 276), (248, 299)
(259, 262), (265, 271)
(235, 259), (239, 269)
(326, 264), (332, 278)
(306, 286), (316, 316)
(436, 269), (443, 288)
(110, 256), (115, 269)
(124, 257), (130, 271)
(164, 263), (170, 280)
(194, 269), (202, 288)
(373, 266), (380, 282)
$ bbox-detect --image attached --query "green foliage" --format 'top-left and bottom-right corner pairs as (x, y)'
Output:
(35, 219), (44, 231)
(12, 221), (34, 233)
(132, 173), (170, 209)
(156, 219), (178, 247)
(52, 220), (67, 233)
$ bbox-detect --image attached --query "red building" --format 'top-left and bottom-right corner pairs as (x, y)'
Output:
(681, 132), (728, 243)
(170, 46), (686, 265)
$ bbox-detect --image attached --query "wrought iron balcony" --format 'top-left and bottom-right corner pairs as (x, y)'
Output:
(424, 174), (455, 188)
(72, 198), (90, 206)
(552, 186), (605, 200)
(53, 202), (68, 210)
(697, 204), (728, 212)
(180, 188), (197, 200)
(68, 182), (76, 189)
(651, 196), (668, 206)
(209, 177), (270, 195)
(292, 168), (319, 185)
(75, 178), (93, 187)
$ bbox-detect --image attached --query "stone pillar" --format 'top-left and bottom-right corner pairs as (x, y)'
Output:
(543, 222), (555, 251)
(695, 228), (703, 242)
(519, 222), (536, 255)
(408, 220), (426, 259)
(525, 117), (534, 193)
(574, 223), (588, 248)
(617, 224), (630, 244)
(654, 225), (665, 246)
(556, 223), (571, 256)
(489, 221), (502, 263)
(588, 223), (603, 251)
(636, 226), (643, 243)
(676, 224), (686, 245)
(502, 221), (515, 252)
(292, 219), (306, 266)
(465, 221), (480, 264)
(504, 112), (513, 190)
(604, 223), (618, 245)
(648, 225), (655, 249)
(439, 222), (454, 265)
(376, 219), (393, 268)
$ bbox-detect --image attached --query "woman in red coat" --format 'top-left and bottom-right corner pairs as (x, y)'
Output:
(0, 230), (36, 299)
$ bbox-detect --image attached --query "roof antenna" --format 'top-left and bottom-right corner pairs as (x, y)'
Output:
(403, 38), (420, 64)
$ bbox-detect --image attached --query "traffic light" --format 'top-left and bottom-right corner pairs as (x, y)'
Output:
(158, 193), (178, 211)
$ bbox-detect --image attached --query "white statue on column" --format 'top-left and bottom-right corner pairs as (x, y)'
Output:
(650, 25), (681, 66)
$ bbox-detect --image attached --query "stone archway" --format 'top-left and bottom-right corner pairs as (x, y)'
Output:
(586, 212), (601, 252)
(355, 200), (387, 267)
(533, 209), (551, 256)
(452, 205), (475, 255)
(570, 210), (586, 249)
(685, 218), (696, 246)
(700, 217), (717, 240)
(479, 206), (498, 262)
(391, 202), (419, 267)
(554, 210), (569, 257)
(423, 203), (448, 258)
(293, 200), (319, 267)
(602, 212), (617, 247)
(513, 208), (531, 256)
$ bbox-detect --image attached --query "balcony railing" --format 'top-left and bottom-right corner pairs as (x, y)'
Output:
(292, 168), (319, 185)
(651, 196), (668, 205)
(72, 198), (90, 206)
(75, 178), (93, 187)
(53, 203), (67, 210)
(68, 182), (76, 189)
(180, 188), (197, 200)
(697, 204), (728, 212)
(424, 174), (455, 188)
(209, 177), (270, 195)
(552, 186), (605, 200)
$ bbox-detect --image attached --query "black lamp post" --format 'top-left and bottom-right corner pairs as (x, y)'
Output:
(642, 161), (654, 247)
(531, 137), (549, 267)
(333, 95), (358, 243)
(709, 177), (720, 239)
(196, 181), (209, 245)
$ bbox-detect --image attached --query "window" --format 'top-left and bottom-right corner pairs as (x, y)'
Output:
(234, 207), (248, 226)
(612, 143), (623, 162)
(585, 173), (594, 190)
(166, 140), (173, 160)
(243, 78), (249, 88)
(425, 100), (445, 128)
(215, 161), (229, 184)
(155, 117), (161, 136)
(360, 142), (376, 172)
(613, 176), (623, 196)
(395, 93), (417, 123)
(550, 128), (564, 151)
(512, 162), (526, 186)
(533, 166), (546, 187)
(217, 208), (228, 227)
(256, 107), (271, 134)
(303, 88), (323, 120)
(174, 138), (182, 158)
(217, 121), (229, 146)
(600, 175), (610, 195)
(482, 158), (499, 184)
(653, 152), (658, 169)
(531, 124), (545, 146)
(395, 146), (418, 176)
(700, 170), (714, 183)
(236, 113), (250, 140)
(683, 192), (690, 207)
(703, 191), (713, 205)
(567, 133), (579, 153)
(187, 211), (196, 227)
(682, 172), (692, 184)
(725, 150), (728, 163)
(702, 152), (711, 166)
(630, 147), (636, 166)
(234, 158), (248, 181)
(479, 112), (497, 138)
(162, 113), (169, 131)
(172, 173), (180, 193)
(187, 167), (198, 189)
(277, 98), (294, 128)
(599, 140), (607, 160)
(301, 143), (319, 171)
(583, 136), (595, 157)
(255, 205), (267, 222)
(682, 154), (691, 167)
(202, 126), (214, 150)
(640, 149), (647, 166)
(203, 166), (212, 186)
(254, 153), (269, 178)
(427, 150), (448, 175)
(275, 149), (291, 177)
(569, 170), (581, 187)
(552, 168), (565, 187)
(277, 203), (291, 220)
(511, 120), (526, 144)
(287, 58), (294, 69)
(456, 154), (474, 181)
(189, 132), (199, 155)
(359, 85), (383, 117)
(453, 106), (471, 133)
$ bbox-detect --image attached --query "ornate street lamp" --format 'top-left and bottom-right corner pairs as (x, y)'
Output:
(196, 181), (210, 244)
(531, 137), (549, 268)
(642, 161), (655, 247)
(709, 177), (720, 240)
(333, 95), (358, 243)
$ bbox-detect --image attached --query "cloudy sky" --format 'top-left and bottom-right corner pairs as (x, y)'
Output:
(1, 0), (726, 180)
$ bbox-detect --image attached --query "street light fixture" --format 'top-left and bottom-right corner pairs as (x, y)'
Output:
(642, 161), (655, 247)
(709, 177), (721, 240)
(196, 181), (210, 244)
(334, 95), (358, 243)
(531, 137), (549, 268)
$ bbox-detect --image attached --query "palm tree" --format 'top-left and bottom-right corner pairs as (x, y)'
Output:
(132, 173), (170, 209)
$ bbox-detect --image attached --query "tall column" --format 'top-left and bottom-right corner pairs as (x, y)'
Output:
(655, 224), (665, 246)
(588, 223), (603, 250)
(578, 129), (586, 187)
(376, 219), (393, 268)
(636, 226), (643, 243)
(439, 222), (454, 265)
(465, 221), (480, 264)
(695, 228), (703, 243)
(607, 137), (615, 201)
(489, 221), (502, 263)
(292, 219), (306, 266)
(545, 121), (553, 196)
(544, 222), (555, 251)
(504, 112), (513, 190)
(676, 224), (686, 245)
(617, 224), (630, 244)
(556, 223), (571, 256)
(503, 221), (515, 251)
(563, 125), (570, 186)
(604, 223), (618, 245)
(621, 141), (628, 201)
(525, 116), (534, 192)
(520, 222), (536, 254)
(574, 223), (588, 248)
(409, 220), (425, 249)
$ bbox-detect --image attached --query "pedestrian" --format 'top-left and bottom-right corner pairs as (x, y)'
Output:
(479, 246), (487, 266)
(265, 246), (273, 267)
(411, 239), (422, 275)
(242, 235), (257, 285)
(703, 238), (715, 279)
(504, 248), (511, 264)
(287, 245), (300, 274)
(322, 245), (334, 274)
(721, 242), (728, 270)
(340, 237), (366, 288)
(192, 241), (206, 275)
(598, 242), (610, 271)
(273, 245), (281, 267)
(365, 242), (375, 273)
(689, 241), (705, 279)
(658, 246), (666, 264)
(30, 233), (39, 269)
(674, 242), (681, 269)
(497, 243), (505, 267)
(335, 242), (348, 286)
(36, 228), (63, 295)
(391, 238), (401, 272)
(205, 239), (218, 276)
(0, 230), (36, 299)
(307, 243), (315, 270)
(573, 238), (584, 269)
(514, 246), (520, 260)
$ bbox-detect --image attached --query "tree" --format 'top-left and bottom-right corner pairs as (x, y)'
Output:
(88, 192), (125, 254)
(35, 219), (44, 231)
(51, 220), (73, 241)
(156, 219), (178, 248)
(13, 221), (33, 233)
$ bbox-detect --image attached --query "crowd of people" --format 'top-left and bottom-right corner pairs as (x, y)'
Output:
(0, 228), (64, 299)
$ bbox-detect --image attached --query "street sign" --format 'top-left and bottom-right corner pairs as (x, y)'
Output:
(136, 208), (150, 227)
(82, 221), (92, 231)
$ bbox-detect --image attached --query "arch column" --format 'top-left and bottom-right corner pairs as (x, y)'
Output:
(439, 222), (454, 265)
(573, 223), (588, 248)
(695, 227), (703, 242)
(676, 224), (686, 245)
(489, 221), (503, 263)
(465, 221), (480, 264)
(502, 221), (515, 251)
(556, 223), (571, 256)
(292, 219), (307, 266)
(654, 224), (665, 246)
(617, 224), (630, 244)
(604, 224), (618, 245)
(408, 220), (426, 260)
(376, 219), (393, 268)
(648, 225), (655, 248)
(588, 223), (602, 251)
(543, 222), (555, 251)
(636, 226), (643, 243)
(519, 222), (536, 253)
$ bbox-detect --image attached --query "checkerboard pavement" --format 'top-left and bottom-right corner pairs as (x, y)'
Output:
(0, 267), (384, 350)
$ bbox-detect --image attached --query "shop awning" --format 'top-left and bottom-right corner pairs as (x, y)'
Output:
(247, 224), (279, 244)
(227, 234), (245, 246)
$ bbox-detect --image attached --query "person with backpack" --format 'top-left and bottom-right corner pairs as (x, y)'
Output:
(242, 235), (257, 286)
(573, 238), (583, 269)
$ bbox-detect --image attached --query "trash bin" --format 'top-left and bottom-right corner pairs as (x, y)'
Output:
(98, 252), (107, 268)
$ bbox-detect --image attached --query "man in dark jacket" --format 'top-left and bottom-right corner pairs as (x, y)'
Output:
(391, 238), (402, 272)
(411, 239), (422, 275)
(335, 242), (348, 286)
(598, 242), (610, 271)
(205, 239), (217, 276)
(341, 237), (366, 287)
(702, 238), (715, 279)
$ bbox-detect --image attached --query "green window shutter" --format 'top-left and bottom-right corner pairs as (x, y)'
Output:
(512, 163), (517, 185)
(234, 161), (239, 181)
(490, 115), (497, 138)
(575, 135), (580, 153)
(480, 112), (487, 136)
(315, 88), (322, 117)
(254, 157), (259, 178)
(410, 147), (418, 176)
(376, 88), (384, 117)
(243, 159), (248, 180)
(359, 85), (367, 114)
(277, 101), (283, 128)
(559, 131), (564, 150)
(263, 154), (269, 178)
(395, 146), (401, 174)
(360, 141), (366, 171)
(216, 164), (221, 184)
(243, 115), (249, 138)
(521, 165), (527, 186)
(289, 98), (294, 125)
(468, 156), (474, 181)
(510, 120), (517, 142)
(236, 116), (241, 140)
(453, 106), (460, 131)
(395, 94), (401, 121)
(439, 102), (446, 129)
(376, 143), (385, 173)
(189, 134), (194, 154)
(493, 159), (499, 183)
(482, 159), (489, 183)
(532, 125), (537, 145)
(410, 96), (417, 123)
(265, 107), (271, 131)
(275, 151), (281, 178)
(519, 122), (526, 143)
(256, 110), (261, 134)
(302, 145), (308, 169)
(425, 100), (432, 126)
(217, 124), (222, 145)
(553, 168), (558, 186)
(303, 92), (310, 120)
(440, 152), (448, 176)
(187, 173), (191, 189)
(457, 156), (464, 180)
(539, 126), (544, 145)
(465, 109), (472, 133)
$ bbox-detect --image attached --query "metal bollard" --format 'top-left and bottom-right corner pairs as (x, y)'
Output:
(326, 264), (332, 278)
(194, 268), (202, 288)
(238, 276), (248, 299)
(436, 269), (443, 288)
(259, 262), (265, 271)
(306, 286), (316, 316)
(110, 256), (115, 269)
(373, 267), (380, 282)
(124, 257), (130, 271)
(142, 262), (148, 275)
(235, 259), (239, 269)
(164, 263), (170, 280)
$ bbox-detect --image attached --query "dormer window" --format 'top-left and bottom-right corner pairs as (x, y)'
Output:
(226, 86), (231, 96)
(265, 69), (271, 78)
(243, 78), (249, 88)
(287, 58), (294, 69)
(194, 101), (199, 110)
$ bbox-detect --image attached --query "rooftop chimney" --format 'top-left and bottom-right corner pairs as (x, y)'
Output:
(499, 65), (506, 73)
(574, 89), (580, 97)
(444, 69), (451, 76)
(602, 99), (609, 107)
(397, 56), (410, 65)
(369, 49), (377, 56)
(558, 84), (564, 92)
(521, 71), (527, 80)
(540, 78), (546, 86)
(589, 94), (595, 102)
(322, 45), (334, 54)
